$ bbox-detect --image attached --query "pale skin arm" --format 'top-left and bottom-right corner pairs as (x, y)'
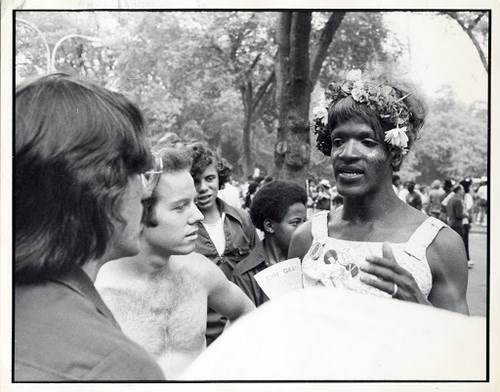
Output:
(194, 255), (255, 322)
(359, 228), (469, 314)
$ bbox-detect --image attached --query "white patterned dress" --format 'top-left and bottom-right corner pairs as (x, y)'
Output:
(302, 211), (447, 298)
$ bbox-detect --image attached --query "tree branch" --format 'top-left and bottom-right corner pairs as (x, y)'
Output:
(250, 70), (276, 113)
(275, 12), (293, 114)
(251, 80), (276, 122)
(249, 53), (262, 73)
(309, 12), (345, 91)
(469, 11), (487, 30)
(445, 12), (488, 72)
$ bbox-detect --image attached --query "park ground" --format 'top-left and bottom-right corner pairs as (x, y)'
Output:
(467, 227), (488, 318)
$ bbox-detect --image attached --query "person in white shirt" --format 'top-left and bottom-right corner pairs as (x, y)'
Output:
(218, 177), (242, 209)
(475, 180), (487, 226)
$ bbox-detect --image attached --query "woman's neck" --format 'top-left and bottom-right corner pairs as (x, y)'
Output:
(263, 237), (287, 265)
(341, 182), (403, 222)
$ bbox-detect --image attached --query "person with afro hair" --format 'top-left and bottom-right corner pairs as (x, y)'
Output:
(232, 180), (308, 306)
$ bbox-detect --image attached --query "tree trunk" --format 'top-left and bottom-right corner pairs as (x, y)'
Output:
(240, 77), (252, 177)
(242, 111), (253, 178)
(273, 12), (312, 186)
(240, 66), (275, 178)
(273, 12), (345, 186)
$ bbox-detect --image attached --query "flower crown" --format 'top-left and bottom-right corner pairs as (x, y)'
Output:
(313, 69), (412, 155)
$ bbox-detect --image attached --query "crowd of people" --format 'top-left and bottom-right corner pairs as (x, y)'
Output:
(14, 71), (484, 381)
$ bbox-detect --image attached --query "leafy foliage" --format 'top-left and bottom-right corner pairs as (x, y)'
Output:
(401, 85), (487, 183)
(15, 11), (486, 184)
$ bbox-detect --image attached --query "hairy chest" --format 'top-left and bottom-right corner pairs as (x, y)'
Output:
(99, 271), (207, 357)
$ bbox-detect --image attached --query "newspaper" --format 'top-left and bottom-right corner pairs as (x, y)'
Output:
(253, 258), (303, 300)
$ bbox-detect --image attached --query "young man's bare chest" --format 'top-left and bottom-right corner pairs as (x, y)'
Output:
(99, 266), (207, 357)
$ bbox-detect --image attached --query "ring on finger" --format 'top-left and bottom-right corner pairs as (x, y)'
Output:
(391, 283), (398, 297)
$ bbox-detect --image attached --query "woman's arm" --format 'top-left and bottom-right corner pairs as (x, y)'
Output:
(426, 227), (469, 314)
(358, 229), (469, 314)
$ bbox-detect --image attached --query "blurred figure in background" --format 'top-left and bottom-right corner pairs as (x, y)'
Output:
(439, 179), (454, 223)
(419, 184), (430, 214)
(398, 180), (409, 202)
(218, 174), (242, 209)
(331, 194), (344, 210)
(315, 179), (332, 211)
(446, 184), (465, 239)
(475, 179), (487, 226)
(243, 181), (259, 211)
(405, 181), (423, 211)
(460, 179), (475, 268)
(428, 180), (445, 219)
(392, 173), (402, 195)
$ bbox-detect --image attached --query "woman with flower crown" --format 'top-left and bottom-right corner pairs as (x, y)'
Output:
(288, 70), (469, 314)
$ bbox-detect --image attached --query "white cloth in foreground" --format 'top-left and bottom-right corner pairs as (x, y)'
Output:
(181, 288), (485, 380)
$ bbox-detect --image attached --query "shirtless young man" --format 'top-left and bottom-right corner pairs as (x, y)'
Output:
(95, 148), (255, 379)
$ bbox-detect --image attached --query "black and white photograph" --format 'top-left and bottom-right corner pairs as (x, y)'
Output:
(1, 0), (497, 390)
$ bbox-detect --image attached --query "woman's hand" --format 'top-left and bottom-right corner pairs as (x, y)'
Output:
(359, 242), (431, 306)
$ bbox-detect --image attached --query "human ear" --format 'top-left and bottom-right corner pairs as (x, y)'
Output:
(263, 218), (275, 234)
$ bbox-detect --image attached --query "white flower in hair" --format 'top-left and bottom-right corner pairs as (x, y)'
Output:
(346, 69), (362, 81)
(313, 105), (329, 125)
(384, 126), (409, 148)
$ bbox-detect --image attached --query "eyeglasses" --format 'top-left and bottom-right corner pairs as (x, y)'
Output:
(141, 153), (163, 192)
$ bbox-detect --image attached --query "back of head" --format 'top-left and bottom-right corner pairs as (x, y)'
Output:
(248, 181), (259, 195)
(15, 73), (152, 283)
(443, 179), (454, 193)
(407, 181), (415, 193)
(250, 180), (307, 231)
(460, 179), (471, 193)
(431, 179), (441, 190)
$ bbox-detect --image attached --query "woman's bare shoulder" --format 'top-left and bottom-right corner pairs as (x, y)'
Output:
(288, 220), (313, 259)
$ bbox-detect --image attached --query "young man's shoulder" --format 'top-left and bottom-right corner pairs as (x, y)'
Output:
(171, 253), (220, 280)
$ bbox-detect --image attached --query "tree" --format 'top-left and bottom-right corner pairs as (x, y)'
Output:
(196, 12), (277, 177)
(440, 11), (489, 72)
(401, 85), (487, 183)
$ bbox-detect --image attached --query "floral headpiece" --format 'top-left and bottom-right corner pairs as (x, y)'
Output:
(313, 69), (412, 155)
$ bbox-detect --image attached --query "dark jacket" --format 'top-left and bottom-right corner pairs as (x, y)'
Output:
(232, 240), (271, 307)
(194, 198), (258, 344)
(194, 198), (258, 279)
(447, 193), (464, 227)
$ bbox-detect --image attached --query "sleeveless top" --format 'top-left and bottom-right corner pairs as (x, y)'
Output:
(302, 211), (447, 298)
